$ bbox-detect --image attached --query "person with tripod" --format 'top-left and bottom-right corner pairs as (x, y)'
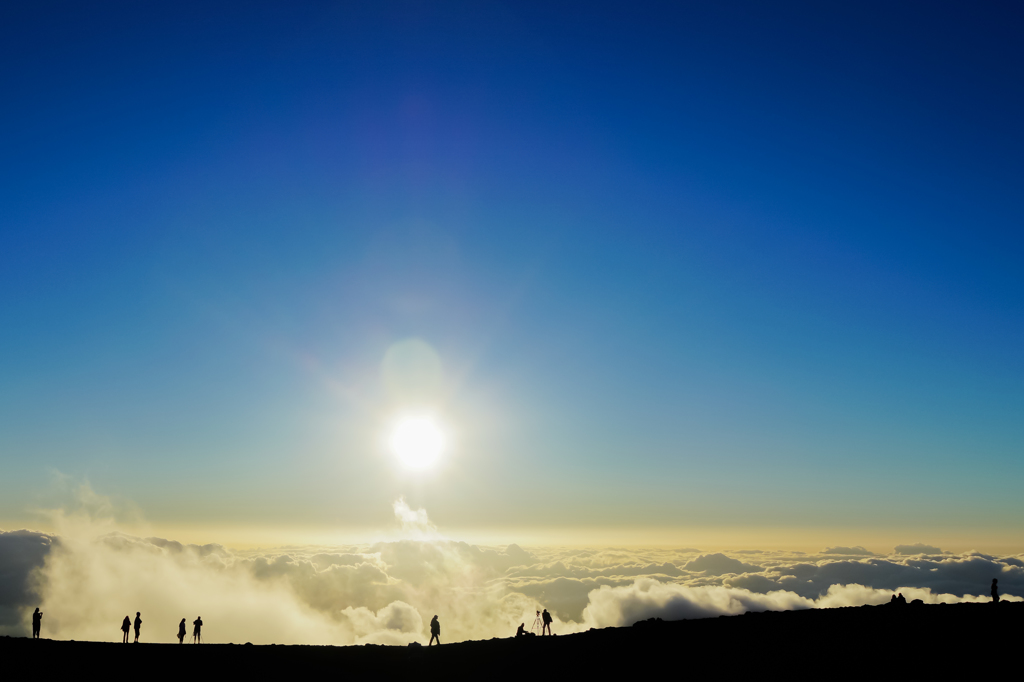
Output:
(541, 608), (552, 635)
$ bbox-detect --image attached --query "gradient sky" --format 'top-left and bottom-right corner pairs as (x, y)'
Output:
(1, 1), (1022, 548)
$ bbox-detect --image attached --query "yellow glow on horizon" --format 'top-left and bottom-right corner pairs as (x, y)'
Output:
(389, 415), (445, 471)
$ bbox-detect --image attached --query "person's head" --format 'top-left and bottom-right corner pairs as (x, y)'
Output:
(993, 578), (999, 583)
(136, 612), (140, 616)
(34, 608), (39, 613)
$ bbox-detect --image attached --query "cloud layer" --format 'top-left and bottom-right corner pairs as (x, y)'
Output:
(2, 492), (1020, 643)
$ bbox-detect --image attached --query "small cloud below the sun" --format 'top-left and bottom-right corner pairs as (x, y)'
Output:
(392, 497), (441, 540)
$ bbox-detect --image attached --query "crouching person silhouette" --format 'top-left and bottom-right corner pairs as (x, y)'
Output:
(429, 615), (440, 646)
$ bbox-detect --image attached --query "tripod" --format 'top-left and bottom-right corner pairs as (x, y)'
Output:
(530, 611), (543, 634)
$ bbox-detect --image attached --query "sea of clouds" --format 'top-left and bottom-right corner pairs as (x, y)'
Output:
(2, 488), (1021, 644)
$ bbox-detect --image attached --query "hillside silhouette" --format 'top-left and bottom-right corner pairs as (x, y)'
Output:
(3, 602), (1017, 678)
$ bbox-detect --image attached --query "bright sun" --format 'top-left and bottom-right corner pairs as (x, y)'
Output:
(389, 416), (445, 470)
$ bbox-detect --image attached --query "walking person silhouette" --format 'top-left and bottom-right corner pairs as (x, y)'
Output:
(121, 616), (131, 643)
(992, 578), (1000, 603)
(192, 616), (203, 643)
(32, 608), (42, 639)
(178, 618), (187, 644)
(428, 615), (440, 646)
(541, 608), (552, 636)
(134, 612), (142, 643)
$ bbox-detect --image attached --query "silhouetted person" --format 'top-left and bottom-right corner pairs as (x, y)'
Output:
(516, 623), (527, 638)
(429, 615), (440, 646)
(897, 593), (907, 605)
(134, 612), (142, 643)
(889, 594), (898, 604)
(178, 618), (187, 644)
(992, 579), (1000, 603)
(32, 608), (42, 639)
(192, 616), (203, 643)
(121, 616), (131, 643)
(542, 608), (552, 636)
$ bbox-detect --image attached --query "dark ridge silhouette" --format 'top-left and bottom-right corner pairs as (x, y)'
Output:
(31, 608), (42, 639)
(121, 616), (130, 644)
(5, 603), (1020, 678)
(428, 615), (440, 646)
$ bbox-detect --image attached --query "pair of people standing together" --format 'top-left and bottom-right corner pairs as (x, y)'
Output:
(178, 616), (203, 643)
(120, 613), (142, 643)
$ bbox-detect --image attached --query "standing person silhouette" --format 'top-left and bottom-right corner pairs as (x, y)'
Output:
(121, 616), (131, 643)
(32, 608), (42, 639)
(192, 616), (203, 643)
(992, 579), (1000, 603)
(133, 612), (142, 643)
(178, 618), (187, 644)
(541, 608), (552, 635)
(428, 615), (440, 646)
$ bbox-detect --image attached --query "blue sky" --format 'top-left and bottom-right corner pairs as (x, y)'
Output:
(1, 2), (1022, 544)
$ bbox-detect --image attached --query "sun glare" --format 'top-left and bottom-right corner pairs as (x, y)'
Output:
(389, 416), (445, 471)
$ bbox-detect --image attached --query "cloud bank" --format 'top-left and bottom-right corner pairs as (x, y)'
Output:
(2, 489), (1020, 643)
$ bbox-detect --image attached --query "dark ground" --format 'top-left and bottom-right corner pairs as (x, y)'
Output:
(4, 602), (1019, 679)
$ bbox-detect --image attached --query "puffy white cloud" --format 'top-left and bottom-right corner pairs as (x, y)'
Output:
(340, 601), (424, 645)
(581, 579), (812, 628)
